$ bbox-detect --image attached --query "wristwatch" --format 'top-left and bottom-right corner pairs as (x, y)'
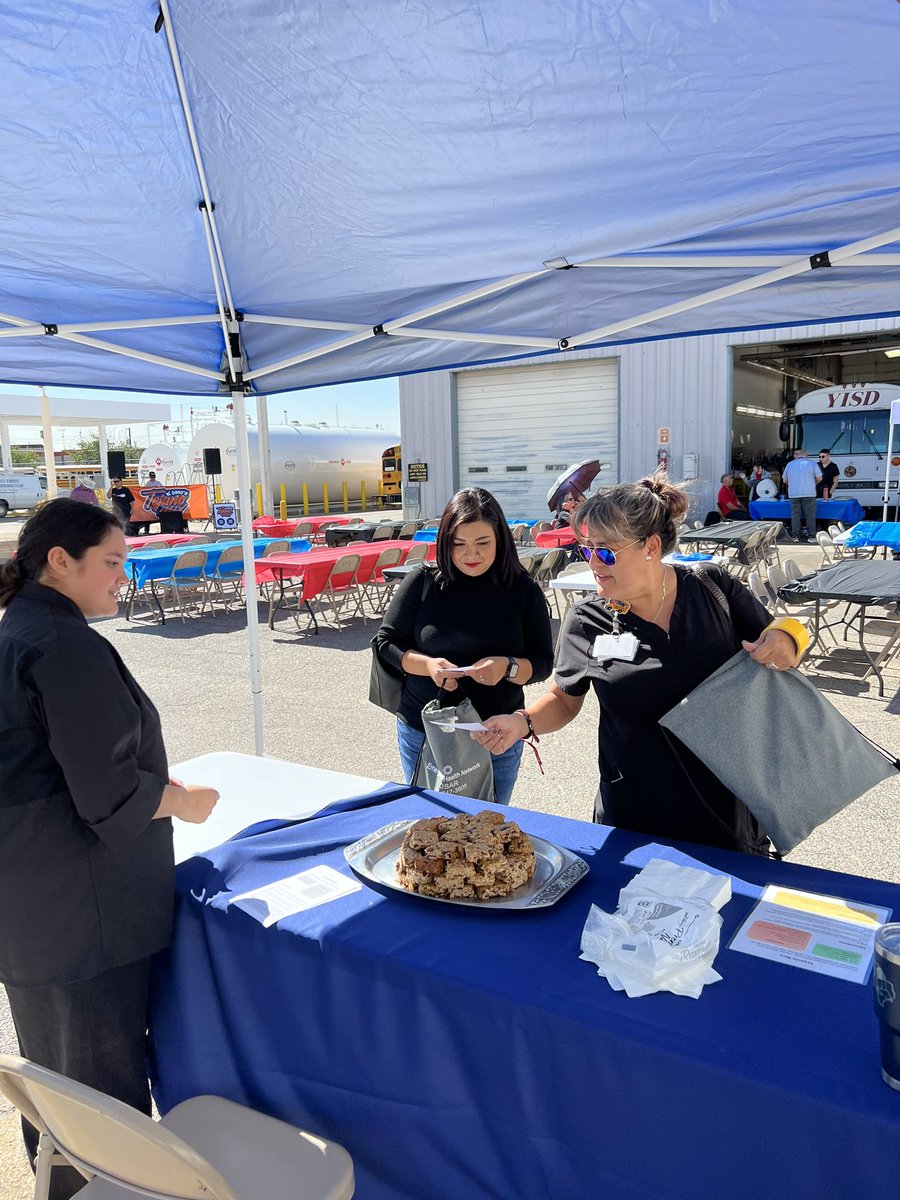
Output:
(505, 657), (519, 681)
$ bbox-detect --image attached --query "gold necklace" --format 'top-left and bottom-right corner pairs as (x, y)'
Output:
(649, 566), (668, 626)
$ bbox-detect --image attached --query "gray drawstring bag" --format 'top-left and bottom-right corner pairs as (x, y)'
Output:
(412, 692), (495, 802)
(659, 650), (900, 854)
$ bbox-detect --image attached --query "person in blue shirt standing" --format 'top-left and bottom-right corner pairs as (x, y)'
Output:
(781, 449), (822, 542)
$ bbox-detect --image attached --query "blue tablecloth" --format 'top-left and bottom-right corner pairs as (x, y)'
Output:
(412, 528), (438, 542)
(845, 522), (900, 551)
(748, 498), (866, 523)
(125, 537), (311, 589)
(150, 790), (900, 1200)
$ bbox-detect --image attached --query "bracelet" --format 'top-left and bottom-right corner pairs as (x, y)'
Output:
(762, 616), (810, 660)
(515, 709), (536, 741)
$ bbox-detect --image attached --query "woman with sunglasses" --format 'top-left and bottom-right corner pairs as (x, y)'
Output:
(475, 474), (808, 853)
(374, 487), (553, 805)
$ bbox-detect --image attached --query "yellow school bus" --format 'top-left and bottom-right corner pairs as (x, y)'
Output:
(380, 444), (402, 506)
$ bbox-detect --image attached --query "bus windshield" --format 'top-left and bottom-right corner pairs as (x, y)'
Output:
(798, 410), (889, 456)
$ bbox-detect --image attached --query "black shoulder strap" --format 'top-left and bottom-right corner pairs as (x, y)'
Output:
(696, 567), (730, 618)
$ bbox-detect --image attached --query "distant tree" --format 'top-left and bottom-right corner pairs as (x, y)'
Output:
(72, 434), (146, 465)
(11, 447), (41, 465)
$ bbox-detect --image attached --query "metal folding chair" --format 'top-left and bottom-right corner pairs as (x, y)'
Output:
(0, 1054), (354, 1200)
(160, 550), (209, 620)
(309, 553), (362, 628)
(362, 546), (404, 614)
(207, 545), (244, 610)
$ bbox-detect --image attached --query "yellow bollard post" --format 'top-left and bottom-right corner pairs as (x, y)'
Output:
(377, 478), (385, 509)
(301, 482), (309, 515)
(342, 480), (349, 512)
(214, 484), (222, 502)
(255, 482), (263, 518)
(322, 482), (329, 514)
(360, 480), (366, 513)
(280, 484), (287, 521)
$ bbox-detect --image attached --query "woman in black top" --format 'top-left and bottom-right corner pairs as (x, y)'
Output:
(477, 475), (807, 852)
(0, 500), (218, 1199)
(374, 488), (553, 804)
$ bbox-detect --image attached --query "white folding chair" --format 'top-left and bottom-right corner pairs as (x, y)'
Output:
(207, 545), (244, 611)
(0, 1054), (354, 1200)
(371, 524), (394, 541)
(815, 530), (836, 565)
(262, 540), (290, 556)
(362, 546), (404, 614)
(160, 550), (209, 620)
(783, 557), (804, 582)
(397, 521), (418, 540)
(310, 553), (362, 628)
(291, 521), (314, 539)
(404, 543), (430, 564)
(747, 570), (777, 611)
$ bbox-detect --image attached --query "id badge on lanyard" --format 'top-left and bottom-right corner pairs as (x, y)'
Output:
(591, 599), (640, 663)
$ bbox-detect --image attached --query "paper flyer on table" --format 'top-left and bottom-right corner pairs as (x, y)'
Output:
(729, 884), (891, 983)
(228, 865), (361, 927)
(622, 842), (763, 899)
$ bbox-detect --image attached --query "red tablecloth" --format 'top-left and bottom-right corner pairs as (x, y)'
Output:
(253, 540), (433, 602)
(125, 533), (198, 550)
(252, 515), (352, 538)
(534, 528), (576, 548)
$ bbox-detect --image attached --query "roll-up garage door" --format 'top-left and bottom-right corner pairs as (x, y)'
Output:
(455, 358), (619, 517)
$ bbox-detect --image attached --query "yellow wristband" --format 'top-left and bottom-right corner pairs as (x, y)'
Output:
(762, 616), (810, 660)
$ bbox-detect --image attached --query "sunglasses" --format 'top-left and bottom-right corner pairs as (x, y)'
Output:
(578, 537), (643, 566)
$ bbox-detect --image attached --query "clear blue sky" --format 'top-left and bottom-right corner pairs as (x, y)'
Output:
(0, 377), (400, 445)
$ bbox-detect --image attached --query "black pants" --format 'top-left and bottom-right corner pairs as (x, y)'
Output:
(5, 958), (153, 1200)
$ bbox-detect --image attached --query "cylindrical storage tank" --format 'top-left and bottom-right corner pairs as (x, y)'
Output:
(186, 423), (400, 509)
(137, 443), (189, 484)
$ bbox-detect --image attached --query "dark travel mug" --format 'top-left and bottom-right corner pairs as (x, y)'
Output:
(874, 923), (900, 1090)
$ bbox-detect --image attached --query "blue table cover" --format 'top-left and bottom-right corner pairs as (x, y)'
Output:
(125, 537), (311, 589)
(748, 498), (866, 523)
(150, 790), (900, 1200)
(412, 528), (438, 542)
(846, 522), (900, 551)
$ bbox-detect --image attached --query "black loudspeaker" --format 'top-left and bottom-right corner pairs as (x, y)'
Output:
(107, 450), (127, 477)
(202, 447), (222, 475)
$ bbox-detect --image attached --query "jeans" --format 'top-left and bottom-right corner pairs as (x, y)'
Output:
(790, 495), (816, 538)
(397, 718), (524, 806)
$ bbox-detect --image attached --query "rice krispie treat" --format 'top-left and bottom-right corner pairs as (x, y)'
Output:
(395, 810), (535, 900)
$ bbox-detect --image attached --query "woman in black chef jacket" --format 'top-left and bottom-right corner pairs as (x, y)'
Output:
(475, 474), (809, 854)
(0, 500), (219, 1199)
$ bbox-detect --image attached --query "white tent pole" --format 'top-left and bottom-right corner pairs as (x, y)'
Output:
(39, 389), (58, 499)
(883, 422), (894, 522)
(0, 315), (219, 337)
(159, 0), (237, 321)
(574, 253), (900, 269)
(569, 223), (900, 347)
(387, 326), (557, 348)
(98, 423), (109, 497)
(198, 205), (238, 382)
(0, 420), (11, 471)
(245, 268), (544, 382)
(231, 385), (264, 754)
(54, 332), (224, 381)
(256, 395), (273, 518)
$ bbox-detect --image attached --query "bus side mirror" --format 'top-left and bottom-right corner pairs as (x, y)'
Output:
(778, 420), (791, 443)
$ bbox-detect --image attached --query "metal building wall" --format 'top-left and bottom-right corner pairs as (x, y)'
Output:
(398, 315), (900, 519)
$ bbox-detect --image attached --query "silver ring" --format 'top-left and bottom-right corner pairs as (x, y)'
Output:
(768, 662), (777, 671)
(479, 674), (485, 682)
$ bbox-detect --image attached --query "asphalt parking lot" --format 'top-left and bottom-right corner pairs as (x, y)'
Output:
(0, 522), (898, 1196)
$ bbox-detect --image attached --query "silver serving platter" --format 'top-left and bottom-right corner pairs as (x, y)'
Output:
(343, 819), (589, 910)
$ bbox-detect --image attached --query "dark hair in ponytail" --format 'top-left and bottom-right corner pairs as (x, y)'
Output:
(0, 499), (122, 608)
(574, 471), (689, 556)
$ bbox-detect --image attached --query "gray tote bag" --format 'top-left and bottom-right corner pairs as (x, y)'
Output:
(413, 694), (495, 802)
(659, 651), (899, 854)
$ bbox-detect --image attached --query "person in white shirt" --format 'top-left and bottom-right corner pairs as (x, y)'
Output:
(782, 449), (822, 542)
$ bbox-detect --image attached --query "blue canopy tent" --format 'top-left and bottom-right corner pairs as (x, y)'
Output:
(3, 0), (900, 749)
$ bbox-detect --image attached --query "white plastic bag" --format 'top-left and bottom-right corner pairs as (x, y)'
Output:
(579, 858), (732, 998)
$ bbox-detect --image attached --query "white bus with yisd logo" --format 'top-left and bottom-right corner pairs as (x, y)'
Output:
(787, 383), (900, 510)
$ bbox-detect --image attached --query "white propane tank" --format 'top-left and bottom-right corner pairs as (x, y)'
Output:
(185, 423), (400, 508)
(137, 443), (189, 484)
